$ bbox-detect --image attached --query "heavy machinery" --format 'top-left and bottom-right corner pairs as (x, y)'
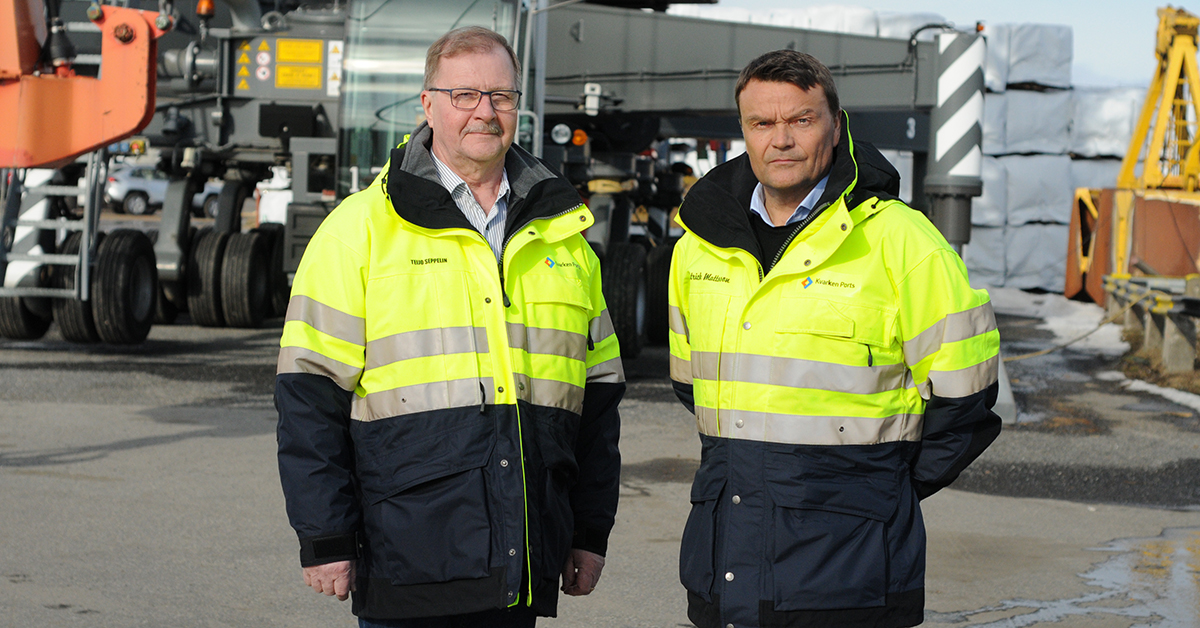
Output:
(1, 0), (986, 356)
(1066, 6), (1200, 305)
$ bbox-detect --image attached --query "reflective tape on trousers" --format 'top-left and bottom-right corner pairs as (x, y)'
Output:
(695, 406), (924, 445)
(905, 302), (996, 366)
(365, 326), (489, 370)
(278, 345), (363, 392)
(285, 295), (366, 347)
(354, 377), (496, 422)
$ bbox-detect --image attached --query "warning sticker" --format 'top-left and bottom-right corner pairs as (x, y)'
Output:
(256, 51), (271, 66)
(237, 52), (250, 64)
(276, 64), (322, 90)
(237, 66), (249, 77)
(258, 40), (271, 51)
(326, 39), (344, 97)
(237, 78), (249, 90)
(277, 39), (323, 64)
(256, 66), (271, 81)
(239, 41), (251, 51)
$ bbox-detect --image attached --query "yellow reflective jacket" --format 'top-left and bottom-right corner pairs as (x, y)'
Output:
(276, 123), (623, 620)
(669, 120), (1001, 628)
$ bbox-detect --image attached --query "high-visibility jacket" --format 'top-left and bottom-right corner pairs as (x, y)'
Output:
(275, 123), (624, 620)
(669, 118), (1001, 628)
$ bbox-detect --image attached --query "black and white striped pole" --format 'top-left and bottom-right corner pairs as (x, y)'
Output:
(924, 30), (986, 252)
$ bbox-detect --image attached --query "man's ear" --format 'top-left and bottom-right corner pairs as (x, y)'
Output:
(420, 91), (435, 130)
(833, 110), (842, 145)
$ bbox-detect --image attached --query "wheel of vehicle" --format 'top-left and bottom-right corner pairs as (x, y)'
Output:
(154, 286), (179, 325)
(91, 229), (158, 344)
(186, 228), (229, 327)
(644, 239), (676, 346)
(601, 242), (647, 359)
(203, 194), (220, 219)
(254, 223), (290, 318)
(220, 231), (271, 328)
(123, 192), (152, 216)
(52, 231), (103, 343)
(0, 296), (51, 340)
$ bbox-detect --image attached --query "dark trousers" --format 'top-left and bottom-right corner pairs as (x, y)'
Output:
(358, 606), (537, 628)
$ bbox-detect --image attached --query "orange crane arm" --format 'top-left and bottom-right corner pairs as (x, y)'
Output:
(0, 0), (168, 168)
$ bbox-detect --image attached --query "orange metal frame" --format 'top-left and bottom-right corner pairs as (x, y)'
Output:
(0, 0), (167, 168)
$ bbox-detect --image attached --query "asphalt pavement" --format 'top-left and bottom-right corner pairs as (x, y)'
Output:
(2, 292), (1200, 627)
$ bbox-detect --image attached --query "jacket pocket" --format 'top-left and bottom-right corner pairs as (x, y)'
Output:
(679, 458), (726, 602)
(765, 448), (899, 611)
(356, 419), (496, 585)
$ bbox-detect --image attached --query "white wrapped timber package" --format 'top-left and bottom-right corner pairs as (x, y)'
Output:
(983, 92), (1006, 155)
(963, 226), (1006, 289)
(1005, 224), (1069, 292)
(877, 12), (945, 41)
(1005, 89), (1071, 154)
(982, 23), (1010, 93)
(800, 6), (879, 35)
(1002, 154), (1073, 225)
(1069, 158), (1122, 191)
(1069, 87), (1145, 158)
(972, 156), (1007, 227)
(1007, 23), (1073, 88)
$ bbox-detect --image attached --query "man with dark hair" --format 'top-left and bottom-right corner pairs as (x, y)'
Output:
(276, 26), (624, 628)
(668, 49), (1001, 628)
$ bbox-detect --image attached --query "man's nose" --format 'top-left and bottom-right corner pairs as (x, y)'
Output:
(770, 123), (795, 148)
(473, 95), (498, 119)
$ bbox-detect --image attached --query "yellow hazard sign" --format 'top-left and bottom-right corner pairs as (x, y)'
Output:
(238, 66), (249, 77)
(275, 64), (322, 89)
(239, 41), (251, 51)
(277, 39), (323, 64)
(238, 52), (250, 64)
(259, 40), (271, 51)
(237, 78), (249, 90)
(330, 44), (340, 54)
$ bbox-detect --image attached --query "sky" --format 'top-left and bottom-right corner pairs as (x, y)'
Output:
(708, 0), (1169, 88)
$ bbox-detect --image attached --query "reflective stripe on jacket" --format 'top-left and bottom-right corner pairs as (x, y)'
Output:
(276, 123), (624, 620)
(669, 118), (1001, 628)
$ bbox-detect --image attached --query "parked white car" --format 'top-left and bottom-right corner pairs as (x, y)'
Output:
(104, 166), (224, 217)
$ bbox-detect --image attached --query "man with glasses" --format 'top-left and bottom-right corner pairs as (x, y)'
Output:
(276, 26), (624, 628)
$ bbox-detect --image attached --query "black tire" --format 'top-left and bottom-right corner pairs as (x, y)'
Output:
(644, 239), (676, 346)
(601, 242), (647, 359)
(254, 223), (290, 318)
(91, 229), (158, 344)
(186, 228), (229, 327)
(0, 297), (51, 340)
(52, 231), (102, 343)
(220, 231), (271, 328)
(123, 192), (151, 216)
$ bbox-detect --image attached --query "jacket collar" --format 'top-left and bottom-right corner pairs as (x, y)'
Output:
(383, 122), (584, 235)
(677, 113), (900, 254)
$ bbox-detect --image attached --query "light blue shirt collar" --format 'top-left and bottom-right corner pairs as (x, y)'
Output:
(749, 174), (829, 227)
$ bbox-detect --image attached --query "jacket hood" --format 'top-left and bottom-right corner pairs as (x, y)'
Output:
(677, 112), (900, 253)
(383, 121), (584, 233)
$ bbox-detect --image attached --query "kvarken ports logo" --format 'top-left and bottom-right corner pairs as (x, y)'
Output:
(804, 276), (856, 289)
(802, 276), (813, 289)
(545, 257), (556, 268)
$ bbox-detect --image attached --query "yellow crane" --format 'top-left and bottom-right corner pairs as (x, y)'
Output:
(1067, 6), (1200, 303)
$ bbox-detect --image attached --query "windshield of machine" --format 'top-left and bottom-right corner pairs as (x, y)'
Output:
(339, 0), (520, 193)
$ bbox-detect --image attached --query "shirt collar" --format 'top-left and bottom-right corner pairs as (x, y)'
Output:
(430, 152), (510, 209)
(748, 173), (829, 227)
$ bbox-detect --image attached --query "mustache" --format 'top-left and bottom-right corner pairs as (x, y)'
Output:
(465, 121), (503, 135)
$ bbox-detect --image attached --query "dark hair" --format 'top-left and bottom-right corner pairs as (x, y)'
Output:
(734, 49), (840, 116)
(424, 26), (521, 90)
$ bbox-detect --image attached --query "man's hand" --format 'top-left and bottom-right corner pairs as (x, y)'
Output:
(302, 560), (356, 601)
(561, 548), (605, 596)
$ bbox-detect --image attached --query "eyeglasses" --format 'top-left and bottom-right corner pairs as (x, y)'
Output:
(428, 87), (522, 112)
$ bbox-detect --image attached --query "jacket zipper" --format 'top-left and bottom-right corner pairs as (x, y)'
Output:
(496, 203), (587, 306)
(767, 201), (832, 273)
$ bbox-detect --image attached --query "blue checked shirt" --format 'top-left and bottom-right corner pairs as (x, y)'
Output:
(431, 152), (511, 261)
